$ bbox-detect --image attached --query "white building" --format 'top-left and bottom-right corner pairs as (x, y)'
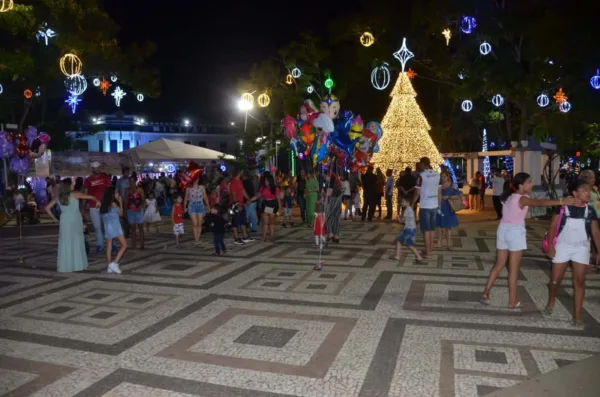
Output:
(67, 114), (237, 154)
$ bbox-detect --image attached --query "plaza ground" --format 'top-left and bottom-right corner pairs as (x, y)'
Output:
(0, 209), (599, 396)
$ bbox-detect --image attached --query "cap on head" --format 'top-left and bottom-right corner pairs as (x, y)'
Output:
(90, 161), (101, 169)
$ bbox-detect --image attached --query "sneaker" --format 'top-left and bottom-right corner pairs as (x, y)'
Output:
(313, 262), (324, 271)
(107, 262), (122, 274)
(95, 246), (105, 254)
(234, 239), (245, 245)
(242, 237), (255, 243)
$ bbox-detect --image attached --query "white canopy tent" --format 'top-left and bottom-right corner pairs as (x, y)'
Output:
(120, 138), (234, 162)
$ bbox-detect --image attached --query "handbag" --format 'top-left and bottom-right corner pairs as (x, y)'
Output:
(542, 206), (565, 253)
(448, 195), (465, 212)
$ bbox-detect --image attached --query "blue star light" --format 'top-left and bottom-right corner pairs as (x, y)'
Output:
(393, 38), (414, 72)
(36, 23), (56, 46)
(65, 95), (81, 114)
(111, 86), (126, 107)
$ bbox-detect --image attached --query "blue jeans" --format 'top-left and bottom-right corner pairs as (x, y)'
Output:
(296, 194), (306, 223)
(213, 232), (226, 254)
(89, 208), (104, 248)
(245, 202), (258, 231)
(419, 208), (438, 233)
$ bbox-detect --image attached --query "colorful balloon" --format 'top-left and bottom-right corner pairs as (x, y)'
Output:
(10, 156), (30, 174)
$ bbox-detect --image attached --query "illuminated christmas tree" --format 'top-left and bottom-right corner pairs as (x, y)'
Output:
(372, 71), (444, 174)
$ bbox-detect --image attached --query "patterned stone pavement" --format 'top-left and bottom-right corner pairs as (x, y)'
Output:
(1, 216), (599, 397)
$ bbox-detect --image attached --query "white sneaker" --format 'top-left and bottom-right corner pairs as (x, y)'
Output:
(108, 262), (122, 274)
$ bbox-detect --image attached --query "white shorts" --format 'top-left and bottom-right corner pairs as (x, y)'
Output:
(496, 223), (527, 251)
(173, 223), (184, 236)
(552, 243), (590, 265)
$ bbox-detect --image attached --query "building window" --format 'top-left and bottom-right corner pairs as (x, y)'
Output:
(220, 142), (227, 152)
(98, 140), (104, 152)
(110, 140), (118, 153)
(122, 140), (130, 150)
(198, 141), (206, 147)
(184, 140), (191, 144)
(136, 140), (140, 147)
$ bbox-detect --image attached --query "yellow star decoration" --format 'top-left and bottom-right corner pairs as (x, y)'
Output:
(553, 88), (567, 104)
(442, 28), (452, 46)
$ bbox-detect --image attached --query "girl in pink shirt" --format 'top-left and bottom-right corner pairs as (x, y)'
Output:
(255, 174), (281, 242)
(481, 172), (573, 309)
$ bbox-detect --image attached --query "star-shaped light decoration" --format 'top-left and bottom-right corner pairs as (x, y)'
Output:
(553, 88), (567, 104)
(99, 77), (112, 96)
(65, 94), (81, 114)
(406, 68), (417, 79)
(441, 29), (452, 46)
(111, 86), (126, 107)
(393, 37), (414, 72)
(36, 23), (56, 46)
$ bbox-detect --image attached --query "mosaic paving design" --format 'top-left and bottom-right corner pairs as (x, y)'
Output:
(0, 219), (599, 397)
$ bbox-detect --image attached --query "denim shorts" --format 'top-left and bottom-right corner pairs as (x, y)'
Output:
(127, 209), (144, 225)
(396, 227), (417, 247)
(419, 208), (437, 232)
(188, 201), (205, 215)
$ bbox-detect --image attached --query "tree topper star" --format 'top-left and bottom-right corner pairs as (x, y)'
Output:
(111, 86), (126, 107)
(65, 94), (81, 114)
(393, 38), (414, 72)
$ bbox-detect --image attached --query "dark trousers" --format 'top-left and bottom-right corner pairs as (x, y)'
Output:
(376, 195), (383, 218)
(213, 232), (226, 254)
(492, 195), (502, 219)
(296, 194), (306, 223)
(385, 195), (393, 219)
(361, 195), (377, 221)
(121, 214), (130, 238)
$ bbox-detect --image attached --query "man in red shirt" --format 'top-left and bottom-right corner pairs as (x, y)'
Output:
(229, 170), (255, 245)
(84, 162), (111, 253)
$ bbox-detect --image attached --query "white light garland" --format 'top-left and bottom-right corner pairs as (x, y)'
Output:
(559, 101), (571, 113)
(371, 63), (391, 90)
(93, 78), (100, 87)
(291, 67), (301, 78)
(491, 94), (504, 107)
(64, 74), (88, 96)
(479, 41), (492, 55)
(393, 37), (414, 72)
(307, 86), (314, 94)
(111, 86), (126, 107)
(537, 94), (549, 107)
(461, 100), (473, 112)
(137, 93), (144, 102)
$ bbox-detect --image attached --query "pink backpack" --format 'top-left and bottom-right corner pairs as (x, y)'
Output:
(542, 206), (565, 253)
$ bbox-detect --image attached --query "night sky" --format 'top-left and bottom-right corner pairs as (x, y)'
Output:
(103, 0), (364, 124)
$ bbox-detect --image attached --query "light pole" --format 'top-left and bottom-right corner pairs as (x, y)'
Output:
(275, 140), (281, 169)
(237, 100), (252, 132)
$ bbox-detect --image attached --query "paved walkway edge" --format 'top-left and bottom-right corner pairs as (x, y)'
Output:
(484, 354), (600, 397)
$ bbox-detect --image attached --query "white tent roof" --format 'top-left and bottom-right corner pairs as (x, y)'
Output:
(120, 138), (234, 162)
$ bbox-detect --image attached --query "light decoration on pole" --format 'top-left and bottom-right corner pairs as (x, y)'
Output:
(93, 78), (100, 86)
(291, 67), (301, 78)
(393, 37), (414, 72)
(240, 93), (254, 107)
(285, 74), (293, 84)
(537, 93), (549, 107)
(360, 32), (375, 47)
(460, 16), (477, 34)
(371, 63), (391, 90)
(553, 88), (567, 104)
(257, 92), (270, 107)
(479, 41), (492, 55)
(0, 0), (14, 12)
(371, 71), (444, 211)
(111, 86), (126, 107)
(137, 93), (144, 102)
(441, 28), (452, 46)
(24, 89), (33, 99)
(64, 74), (88, 96)
(461, 100), (473, 112)
(59, 53), (83, 77)
(559, 101), (572, 113)
(482, 128), (491, 184)
(324, 77), (334, 90)
(65, 94), (81, 114)
(590, 69), (600, 89)
(36, 23), (56, 46)
(110, 75), (118, 83)
(307, 86), (314, 94)
(491, 94), (504, 107)
(99, 77), (112, 96)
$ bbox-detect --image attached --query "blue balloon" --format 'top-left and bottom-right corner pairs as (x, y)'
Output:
(331, 111), (359, 158)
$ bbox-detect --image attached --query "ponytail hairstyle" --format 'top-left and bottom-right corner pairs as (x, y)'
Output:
(500, 172), (530, 203)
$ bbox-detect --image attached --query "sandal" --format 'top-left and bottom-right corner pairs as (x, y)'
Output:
(480, 296), (491, 305)
(543, 305), (554, 316)
(508, 302), (521, 309)
(571, 318), (584, 328)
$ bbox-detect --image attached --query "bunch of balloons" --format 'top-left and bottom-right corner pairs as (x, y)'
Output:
(0, 126), (51, 174)
(178, 160), (202, 190)
(281, 95), (383, 171)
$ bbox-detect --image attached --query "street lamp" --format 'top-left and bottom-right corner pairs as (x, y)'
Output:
(237, 99), (253, 132)
(183, 119), (190, 127)
(230, 122), (235, 126)
(275, 139), (281, 169)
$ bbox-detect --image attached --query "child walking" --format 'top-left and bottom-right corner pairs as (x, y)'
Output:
(205, 205), (227, 256)
(100, 187), (127, 274)
(172, 194), (184, 248)
(390, 197), (423, 261)
(544, 180), (600, 327)
(144, 192), (161, 233)
(282, 186), (293, 227)
(313, 201), (326, 270)
(481, 172), (574, 308)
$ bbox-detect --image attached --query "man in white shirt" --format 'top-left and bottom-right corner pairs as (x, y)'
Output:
(412, 157), (441, 257)
(491, 169), (506, 220)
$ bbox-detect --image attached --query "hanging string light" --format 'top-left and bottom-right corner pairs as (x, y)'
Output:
(99, 77), (112, 96)
(291, 67), (301, 78)
(461, 100), (473, 112)
(59, 53), (83, 77)
(441, 29), (452, 46)
(0, 0), (14, 12)
(360, 32), (375, 47)
(371, 63), (391, 90)
(257, 92), (270, 107)
(479, 41), (492, 55)
(491, 94), (504, 107)
(537, 93), (550, 107)
(64, 74), (88, 96)
(285, 74), (293, 84)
